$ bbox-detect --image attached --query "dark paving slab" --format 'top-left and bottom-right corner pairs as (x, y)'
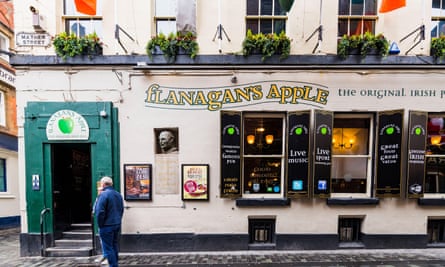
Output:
(2, 227), (445, 267)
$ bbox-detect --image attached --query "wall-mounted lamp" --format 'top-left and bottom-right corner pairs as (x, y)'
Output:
(430, 135), (442, 145)
(332, 128), (353, 149)
(246, 127), (274, 148)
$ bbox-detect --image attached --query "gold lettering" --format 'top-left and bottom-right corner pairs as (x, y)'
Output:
(208, 91), (222, 111)
(165, 91), (179, 104)
(266, 84), (280, 99)
(194, 91), (208, 105)
(178, 91), (195, 105)
(222, 89), (236, 103)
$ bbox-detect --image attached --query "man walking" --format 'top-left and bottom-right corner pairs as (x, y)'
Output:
(94, 176), (124, 267)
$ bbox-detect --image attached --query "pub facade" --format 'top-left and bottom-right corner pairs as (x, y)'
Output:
(13, 0), (445, 256)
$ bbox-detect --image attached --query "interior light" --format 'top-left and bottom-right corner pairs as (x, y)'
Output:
(247, 135), (255, 144)
(431, 135), (442, 145)
(265, 134), (274, 144)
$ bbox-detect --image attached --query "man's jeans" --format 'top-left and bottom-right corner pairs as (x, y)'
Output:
(99, 224), (121, 267)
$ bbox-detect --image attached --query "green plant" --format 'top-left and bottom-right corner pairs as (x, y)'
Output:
(146, 31), (199, 62)
(431, 36), (445, 60)
(242, 29), (291, 61)
(337, 32), (389, 59)
(52, 32), (103, 59)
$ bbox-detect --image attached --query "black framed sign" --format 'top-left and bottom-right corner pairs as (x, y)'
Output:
(406, 111), (427, 198)
(124, 164), (152, 201)
(313, 110), (332, 198)
(220, 111), (242, 198)
(182, 164), (209, 201)
(376, 110), (404, 198)
(287, 111), (311, 198)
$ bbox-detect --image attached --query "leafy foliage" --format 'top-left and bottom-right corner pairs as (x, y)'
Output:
(53, 32), (103, 59)
(242, 29), (291, 61)
(146, 31), (199, 62)
(431, 36), (445, 60)
(337, 32), (389, 59)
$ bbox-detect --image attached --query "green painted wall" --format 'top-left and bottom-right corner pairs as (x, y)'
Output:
(24, 102), (120, 233)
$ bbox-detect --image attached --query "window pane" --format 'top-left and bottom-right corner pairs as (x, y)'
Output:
(339, 0), (350, 15)
(338, 20), (349, 36)
(274, 19), (286, 34)
(246, 19), (259, 34)
(243, 158), (281, 194)
(260, 19), (273, 34)
(274, 0), (283, 15)
(157, 20), (176, 35)
(0, 159), (5, 192)
(331, 157), (367, 193)
(66, 20), (102, 37)
(64, 0), (102, 15)
(332, 118), (370, 155)
(425, 158), (445, 193)
(427, 116), (445, 155)
(247, 0), (259, 15)
(351, 0), (364, 15)
(244, 117), (283, 155)
(364, 0), (377, 15)
(156, 0), (176, 16)
(261, 0), (273, 15)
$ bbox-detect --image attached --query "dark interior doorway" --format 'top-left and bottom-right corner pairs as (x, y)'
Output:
(52, 143), (92, 234)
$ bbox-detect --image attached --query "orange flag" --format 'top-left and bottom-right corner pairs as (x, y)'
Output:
(379, 0), (406, 13)
(74, 0), (97, 15)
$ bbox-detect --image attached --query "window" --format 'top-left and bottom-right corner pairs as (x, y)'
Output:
(249, 217), (275, 244)
(428, 219), (445, 243)
(155, 0), (177, 35)
(338, 0), (377, 37)
(246, 0), (287, 34)
(0, 33), (9, 61)
(0, 91), (5, 127)
(0, 159), (6, 192)
(425, 114), (445, 194)
(338, 217), (362, 242)
(63, 0), (102, 37)
(432, 0), (445, 38)
(243, 113), (285, 197)
(331, 114), (373, 196)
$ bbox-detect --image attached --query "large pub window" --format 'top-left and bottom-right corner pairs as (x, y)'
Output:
(243, 113), (285, 197)
(63, 0), (102, 38)
(426, 114), (445, 194)
(331, 114), (373, 197)
(246, 0), (287, 34)
(338, 0), (377, 37)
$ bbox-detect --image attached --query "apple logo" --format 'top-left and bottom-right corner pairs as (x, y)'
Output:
(58, 116), (74, 134)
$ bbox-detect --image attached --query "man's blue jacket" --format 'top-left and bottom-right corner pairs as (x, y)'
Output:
(94, 186), (124, 228)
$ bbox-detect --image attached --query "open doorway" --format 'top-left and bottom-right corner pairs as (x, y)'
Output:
(52, 143), (92, 235)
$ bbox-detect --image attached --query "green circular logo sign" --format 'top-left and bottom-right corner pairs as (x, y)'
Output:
(386, 127), (395, 135)
(321, 127), (327, 135)
(295, 127), (303, 135)
(58, 117), (74, 134)
(227, 127), (235, 135)
(415, 127), (422, 135)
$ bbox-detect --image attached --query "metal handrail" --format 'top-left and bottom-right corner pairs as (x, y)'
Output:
(40, 208), (50, 257)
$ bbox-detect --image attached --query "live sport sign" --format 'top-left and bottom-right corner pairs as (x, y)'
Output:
(16, 32), (51, 47)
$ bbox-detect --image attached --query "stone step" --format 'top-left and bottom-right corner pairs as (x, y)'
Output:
(55, 238), (92, 248)
(45, 247), (93, 257)
(62, 231), (92, 240)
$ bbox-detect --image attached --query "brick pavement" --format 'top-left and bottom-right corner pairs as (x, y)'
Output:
(2, 227), (445, 267)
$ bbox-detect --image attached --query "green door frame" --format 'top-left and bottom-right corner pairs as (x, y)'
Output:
(24, 101), (120, 234)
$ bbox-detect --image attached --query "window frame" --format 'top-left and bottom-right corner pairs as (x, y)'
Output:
(246, 0), (288, 34)
(0, 90), (6, 127)
(0, 158), (6, 192)
(331, 113), (374, 198)
(338, 0), (378, 37)
(431, 0), (445, 39)
(424, 112), (445, 198)
(62, 0), (103, 37)
(242, 112), (286, 199)
(155, 0), (177, 35)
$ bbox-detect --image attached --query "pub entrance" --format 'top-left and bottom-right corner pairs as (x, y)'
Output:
(52, 143), (92, 236)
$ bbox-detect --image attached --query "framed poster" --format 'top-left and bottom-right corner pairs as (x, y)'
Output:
(124, 164), (152, 200)
(182, 164), (209, 200)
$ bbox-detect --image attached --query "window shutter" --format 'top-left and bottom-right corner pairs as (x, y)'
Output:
(375, 110), (404, 198)
(287, 110), (311, 198)
(406, 111), (427, 198)
(313, 110), (332, 198)
(220, 111), (242, 198)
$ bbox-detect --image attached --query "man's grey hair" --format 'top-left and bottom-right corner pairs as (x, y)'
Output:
(101, 176), (113, 186)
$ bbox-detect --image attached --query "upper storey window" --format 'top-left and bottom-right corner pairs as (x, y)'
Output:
(63, 0), (103, 38)
(338, 0), (377, 37)
(155, 0), (177, 35)
(246, 0), (287, 34)
(432, 0), (445, 38)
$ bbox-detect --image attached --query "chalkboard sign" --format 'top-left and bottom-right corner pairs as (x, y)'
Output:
(376, 110), (404, 197)
(287, 111), (311, 198)
(220, 111), (242, 198)
(407, 111), (427, 198)
(313, 110), (332, 198)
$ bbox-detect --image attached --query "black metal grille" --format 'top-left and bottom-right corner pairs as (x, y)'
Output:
(249, 218), (275, 244)
(338, 218), (362, 242)
(428, 219), (445, 243)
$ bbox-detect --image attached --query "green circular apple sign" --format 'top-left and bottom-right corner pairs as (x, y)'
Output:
(320, 127), (327, 135)
(295, 127), (303, 135)
(58, 117), (74, 134)
(415, 127), (422, 135)
(227, 127), (235, 135)
(386, 127), (395, 135)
